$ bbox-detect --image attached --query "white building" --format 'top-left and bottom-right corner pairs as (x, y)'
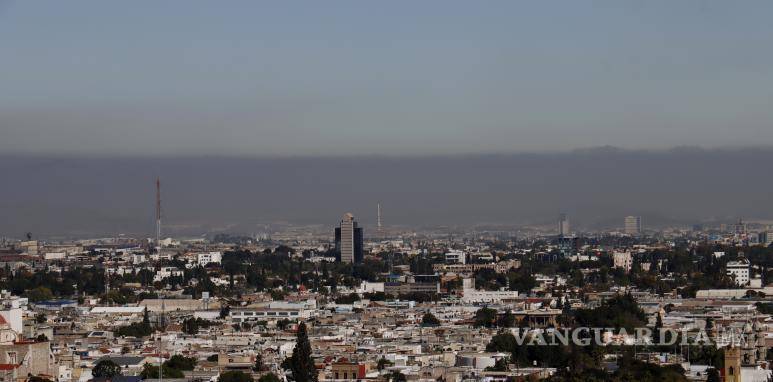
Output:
(0, 308), (22, 334)
(229, 307), (312, 322)
(460, 279), (520, 304)
(43, 252), (65, 261)
(445, 250), (466, 265)
(461, 288), (521, 304)
(613, 251), (633, 272)
(727, 259), (751, 286)
(132, 253), (147, 264)
(154, 267), (184, 282)
(357, 281), (385, 294)
(197, 251), (222, 266)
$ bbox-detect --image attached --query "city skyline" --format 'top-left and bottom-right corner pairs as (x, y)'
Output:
(2, 146), (773, 238)
(3, 2), (773, 380)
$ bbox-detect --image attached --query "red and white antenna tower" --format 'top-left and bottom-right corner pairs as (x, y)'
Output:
(155, 177), (161, 251)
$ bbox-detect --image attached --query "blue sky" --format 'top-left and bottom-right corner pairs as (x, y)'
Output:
(2, 1), (773, 155)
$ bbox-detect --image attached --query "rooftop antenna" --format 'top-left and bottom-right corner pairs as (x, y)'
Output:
(155, 177), (161, 253)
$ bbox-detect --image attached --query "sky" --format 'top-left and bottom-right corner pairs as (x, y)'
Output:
(2, 1), (773, 156)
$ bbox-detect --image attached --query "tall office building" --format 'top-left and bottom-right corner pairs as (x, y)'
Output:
(558, 213), (570, 237)
(335, 213), (363, 263)
(624, 216), (642, 235)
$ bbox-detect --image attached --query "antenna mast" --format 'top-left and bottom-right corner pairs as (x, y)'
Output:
(155, 177), (161, 252)
(377, 203), (382, 238)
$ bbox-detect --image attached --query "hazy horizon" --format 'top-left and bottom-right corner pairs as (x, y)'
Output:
(3, 2), (773, 239)
(2, 146), (772, 239)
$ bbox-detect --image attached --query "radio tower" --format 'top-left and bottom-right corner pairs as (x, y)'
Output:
(155, 177), (161, 252)
(377, 203), (382, 238)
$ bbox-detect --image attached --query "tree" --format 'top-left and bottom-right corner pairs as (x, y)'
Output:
(654, 313), (664, 344)
(28, 377), (52, 382)
(92, 360), (122, 378)
(508, 270), (537, 293)
(421, 313), (440, 327)
(115, 321), (153, 338)
(35, 313), (47, 324)
(277, 318), (291, 330)
(140, 364), (184, 379)
(377, 357), (393, 371)
(289, 322), (318, 382)
(497, 310), (516, 328)
(387, 371), (406, 382)
(253, 354), (265, 372)
(258, 374), (281, 382)
(220, 305), (231, 319)
(573, 293), (647, 332)
(219, 371), (254, 382)
(183, 318), (200, 335)
(26, 286), (53, 302)
(334, 293), (359, 304)
(474, 307), (497, 328)
(165, 355), (196, 371)
(486, 332), (517, 353)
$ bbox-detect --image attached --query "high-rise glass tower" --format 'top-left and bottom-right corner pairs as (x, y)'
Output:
(335, 213), (363, 263)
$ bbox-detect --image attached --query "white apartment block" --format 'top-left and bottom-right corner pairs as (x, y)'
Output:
(197, 251), (222, 266)
(613, 251), (633, 272)
(229, 307), (312, 322)
(727, 259), (751, 286)
(445, 250), (466, 264)
(154, 267), (184, 282)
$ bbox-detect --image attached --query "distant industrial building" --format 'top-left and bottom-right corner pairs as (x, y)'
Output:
(335, 213), (363, 263)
